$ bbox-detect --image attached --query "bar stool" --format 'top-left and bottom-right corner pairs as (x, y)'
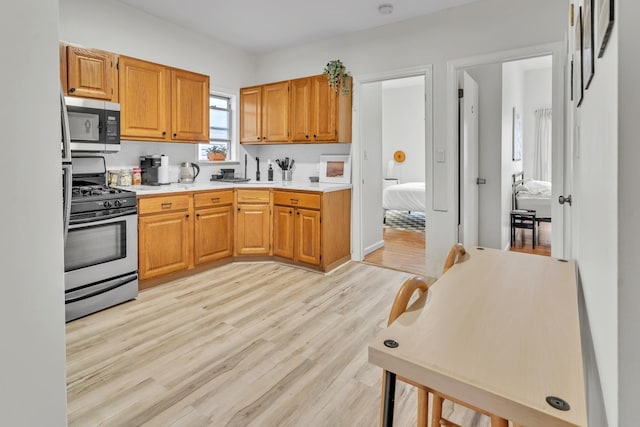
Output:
(381, 244), (521, 427)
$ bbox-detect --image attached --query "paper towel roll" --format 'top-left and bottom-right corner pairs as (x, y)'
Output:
(158, 154), (170, 184)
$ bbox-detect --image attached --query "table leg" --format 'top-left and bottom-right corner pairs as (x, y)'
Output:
(382, 370), (396, 427)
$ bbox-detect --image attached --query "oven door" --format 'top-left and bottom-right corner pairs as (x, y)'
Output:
(64, 210), (138, 292)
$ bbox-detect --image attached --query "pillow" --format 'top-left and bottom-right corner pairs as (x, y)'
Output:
(522, 180), (552, 196)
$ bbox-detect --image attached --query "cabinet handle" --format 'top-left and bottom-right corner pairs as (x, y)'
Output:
(296, 211), (300, 216)
(185, 213), (189, 219)
(237, 207), (241, 212)
(161, 202), (172, 209)
(291, 199), (298, 204)
(257, 136), (261, 141)
(264, 137), (268, 140)
(313, 134), (317, 138)
(69, 87), (76, 93)
(211, 197), (220, 203)
(306, 135), (309, 139)
(196, 213), (200, 218)
(289, 210), (292, 215)
(162, 131), (167, 136)
(173, 133), (177, 137)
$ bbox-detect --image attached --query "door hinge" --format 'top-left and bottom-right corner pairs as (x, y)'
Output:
(476, 178), (487, 185)
(458, 89), (464, 98)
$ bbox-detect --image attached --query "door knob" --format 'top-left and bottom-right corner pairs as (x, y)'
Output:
(558, 195), (572, 206)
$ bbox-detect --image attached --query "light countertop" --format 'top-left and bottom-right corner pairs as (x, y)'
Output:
(125, 180), (352, 196)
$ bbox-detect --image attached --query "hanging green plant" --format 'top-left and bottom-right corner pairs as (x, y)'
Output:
(323, 59), (351, 95)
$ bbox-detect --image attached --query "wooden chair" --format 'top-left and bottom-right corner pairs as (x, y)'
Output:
(381, 244), (522, 427)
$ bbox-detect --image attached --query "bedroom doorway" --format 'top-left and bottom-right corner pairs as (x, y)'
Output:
(358, 72), (429, 276)
(452, 44), (566, 258)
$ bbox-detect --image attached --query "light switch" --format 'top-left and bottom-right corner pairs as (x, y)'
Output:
(436, 148), (446, 163)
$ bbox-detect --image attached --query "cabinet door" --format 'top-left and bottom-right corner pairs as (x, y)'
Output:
(240, 86), (262, 143)
(273, 205), (295, 259)
(119, 56), (171, 140)
(311, 75), (337, 142)
(290, 77), (312, 142)
(262, 81), (289, 143)
(235, 204), (271, 255)
(66, 46), (117, 101)
(139, 211), (191, 280)
(295, 208), (321, 266)
(172, 69), (209, 142)
(195, 205), (233, 264)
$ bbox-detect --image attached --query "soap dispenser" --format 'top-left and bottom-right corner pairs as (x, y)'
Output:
(268, 160), (274, 181)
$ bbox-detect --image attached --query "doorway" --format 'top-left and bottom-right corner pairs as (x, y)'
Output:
(355, 68), (431, 276)
(450, 43), (566, 259)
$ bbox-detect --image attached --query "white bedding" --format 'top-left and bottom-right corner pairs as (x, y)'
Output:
(516, 180), (552, 218)
(383, 182), (426, 212)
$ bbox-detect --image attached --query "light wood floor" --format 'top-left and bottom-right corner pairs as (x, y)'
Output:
(66, 261), (485, 427)
(364, 228), (427, 277)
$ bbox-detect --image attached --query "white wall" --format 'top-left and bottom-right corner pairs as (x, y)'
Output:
(522, 67), (553, 179)
(501, 61), (525, 249)
(618, 1), (640, 424)
(381, 78), (425, 183)
(570, 0), (619, 424)
(465, 64), (503, 249)
(255, 0), (567, 275)
(0, 1), (68, 425)
(361, 83), (384, 254)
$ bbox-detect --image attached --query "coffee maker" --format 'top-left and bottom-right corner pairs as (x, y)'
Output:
(140, 155), (161, 185)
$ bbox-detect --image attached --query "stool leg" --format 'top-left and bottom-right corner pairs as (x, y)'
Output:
(417, 388), (429, 427)
(430, 393), (443, 427)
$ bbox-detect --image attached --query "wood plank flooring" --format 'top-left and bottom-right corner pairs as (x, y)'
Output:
(364, 228), (428, 277)
(66, 262), (486, 426)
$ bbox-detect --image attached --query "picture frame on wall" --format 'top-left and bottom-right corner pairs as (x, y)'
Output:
(597, 0), (615, 58)
(583, 0), (595, 90)
(576, 5), (584, 108)
(319, 155), (351, 184)
(512, 107), (522, 161)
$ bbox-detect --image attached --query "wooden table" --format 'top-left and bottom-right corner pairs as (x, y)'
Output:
(368, 247), (587, 427)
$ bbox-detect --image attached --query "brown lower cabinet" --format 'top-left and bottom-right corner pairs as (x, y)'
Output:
(138, 188), (351, 289)
(138, 194), (193, 281)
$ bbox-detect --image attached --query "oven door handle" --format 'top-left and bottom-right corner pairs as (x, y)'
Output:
(69, 208), (137, 226)
(65, 273), (138, 304)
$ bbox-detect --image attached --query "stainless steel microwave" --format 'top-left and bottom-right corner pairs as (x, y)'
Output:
(64, 97), (120, 153)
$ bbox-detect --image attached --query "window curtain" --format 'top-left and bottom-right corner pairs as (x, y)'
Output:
(533, 108), (552, 181)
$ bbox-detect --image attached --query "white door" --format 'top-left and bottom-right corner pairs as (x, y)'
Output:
(460, 71), (479, 247)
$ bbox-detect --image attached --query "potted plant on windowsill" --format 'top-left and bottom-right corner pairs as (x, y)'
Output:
(206, 145), (227, 161)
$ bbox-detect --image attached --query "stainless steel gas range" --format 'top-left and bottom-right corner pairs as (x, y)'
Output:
(64, 156), (138, 322)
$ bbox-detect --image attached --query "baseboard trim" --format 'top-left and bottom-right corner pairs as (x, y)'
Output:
(364, 240), (385, 256)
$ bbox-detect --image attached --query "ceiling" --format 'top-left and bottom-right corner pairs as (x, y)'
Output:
(116, 0), (481, 53)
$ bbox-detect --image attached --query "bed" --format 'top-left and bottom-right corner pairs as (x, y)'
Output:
(383, 182), (426, 212)
(512, 172), (552, 220)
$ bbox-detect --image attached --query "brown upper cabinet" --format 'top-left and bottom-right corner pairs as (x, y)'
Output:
(61, 44), (118, 102)
(119, 56), (209, 143)
(240, 81), (289, 144)
(241, 74), (351, 145)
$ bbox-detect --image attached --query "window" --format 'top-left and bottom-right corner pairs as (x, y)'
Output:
(198, 93), (235, 162)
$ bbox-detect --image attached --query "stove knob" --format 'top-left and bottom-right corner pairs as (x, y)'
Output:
(114, 200), (122, 208)
(103, 200), (112, 208)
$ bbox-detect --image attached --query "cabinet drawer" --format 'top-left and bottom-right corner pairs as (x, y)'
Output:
(236, 189), (270, 204)
(139, 194), (191, 215)
(194, 190), (234, 208)
(273, 191), (320, 210)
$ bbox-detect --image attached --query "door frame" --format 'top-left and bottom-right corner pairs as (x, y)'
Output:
(351, 65), (433, 261)
(446, 42), (567, 258)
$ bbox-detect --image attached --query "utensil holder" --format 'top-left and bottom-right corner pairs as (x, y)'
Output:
(282, 170), (293, 181)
